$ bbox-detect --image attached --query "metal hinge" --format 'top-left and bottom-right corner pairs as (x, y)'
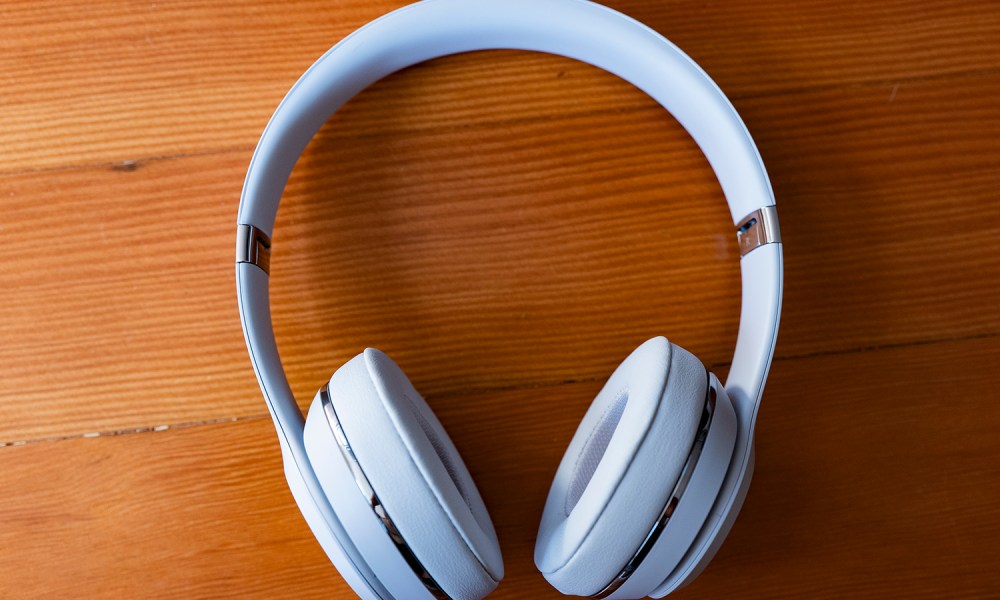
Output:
(735, 205), (781, 257)
(236, 224), (272, 274)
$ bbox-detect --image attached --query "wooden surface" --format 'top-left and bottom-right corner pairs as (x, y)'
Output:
(2, 1), (999, 597)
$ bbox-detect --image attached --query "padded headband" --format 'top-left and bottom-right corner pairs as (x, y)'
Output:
(235, 0), (782, 539)
(239, 0), (774, 231)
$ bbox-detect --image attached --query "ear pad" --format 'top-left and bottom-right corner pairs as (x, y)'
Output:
(535, 336), (707, 596)
(327, 349), (503, 600)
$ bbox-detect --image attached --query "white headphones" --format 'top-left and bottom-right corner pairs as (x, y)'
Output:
(235, 0), (783, 598)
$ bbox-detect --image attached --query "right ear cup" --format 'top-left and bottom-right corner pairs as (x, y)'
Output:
(304, 349), (503, 600)
(534, 337), (707, 596)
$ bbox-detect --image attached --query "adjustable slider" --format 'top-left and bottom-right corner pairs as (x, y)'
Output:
(236, 224), (272, 274)
(735, 205), (781, 257)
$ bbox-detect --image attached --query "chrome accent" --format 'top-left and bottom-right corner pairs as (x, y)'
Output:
(735, 205), (781, 257)
(590, 377), (717, 600)
(320, 385), (451, 600)
(236, 224), (272, 274)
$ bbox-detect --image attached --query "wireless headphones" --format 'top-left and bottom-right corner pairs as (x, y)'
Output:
(236, 0), (783, 598)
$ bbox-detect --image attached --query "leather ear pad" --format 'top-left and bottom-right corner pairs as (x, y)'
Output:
(328, 349), (503, 600)
(534, 337), (707, 596)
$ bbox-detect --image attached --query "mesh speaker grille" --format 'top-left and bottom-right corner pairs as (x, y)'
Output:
(565, 389), (628, 515)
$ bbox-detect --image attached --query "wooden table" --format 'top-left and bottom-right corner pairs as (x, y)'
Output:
(2, 1), (998, 598)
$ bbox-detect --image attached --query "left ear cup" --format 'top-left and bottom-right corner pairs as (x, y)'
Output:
(534, 337), (707, 596)
(304, 349), (503, 600)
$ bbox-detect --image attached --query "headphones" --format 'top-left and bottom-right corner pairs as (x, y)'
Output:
(236, 0), (783, 598)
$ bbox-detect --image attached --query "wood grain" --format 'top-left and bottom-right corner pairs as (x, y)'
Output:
(0, 337), (997, 598)
(2, 68), (998, 441)
(2, 1), (999, 172)
(1, 0), (999, 597)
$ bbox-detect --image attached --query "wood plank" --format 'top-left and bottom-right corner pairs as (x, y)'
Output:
(2, 71), (999, 442)
(2, 0), (998, 171)
(0, 335), (997, 598)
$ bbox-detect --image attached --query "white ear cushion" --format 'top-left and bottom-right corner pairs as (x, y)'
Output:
(534, 337), (707, 596)
(328, 349), (503, 600)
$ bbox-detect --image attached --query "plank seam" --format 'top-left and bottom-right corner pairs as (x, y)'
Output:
(2, 330), (996, 448)
(0, 414), (268, 448)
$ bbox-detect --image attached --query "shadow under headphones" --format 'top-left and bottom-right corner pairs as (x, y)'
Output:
(235, 0), (783, 598)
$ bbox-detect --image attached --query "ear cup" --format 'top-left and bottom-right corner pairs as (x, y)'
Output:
(534, 336), (707, 596)
(327, 349), (503, 600)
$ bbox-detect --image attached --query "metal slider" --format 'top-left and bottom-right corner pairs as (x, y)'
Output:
(236, 224), (272, 274)
(735, 206), (781, 257)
